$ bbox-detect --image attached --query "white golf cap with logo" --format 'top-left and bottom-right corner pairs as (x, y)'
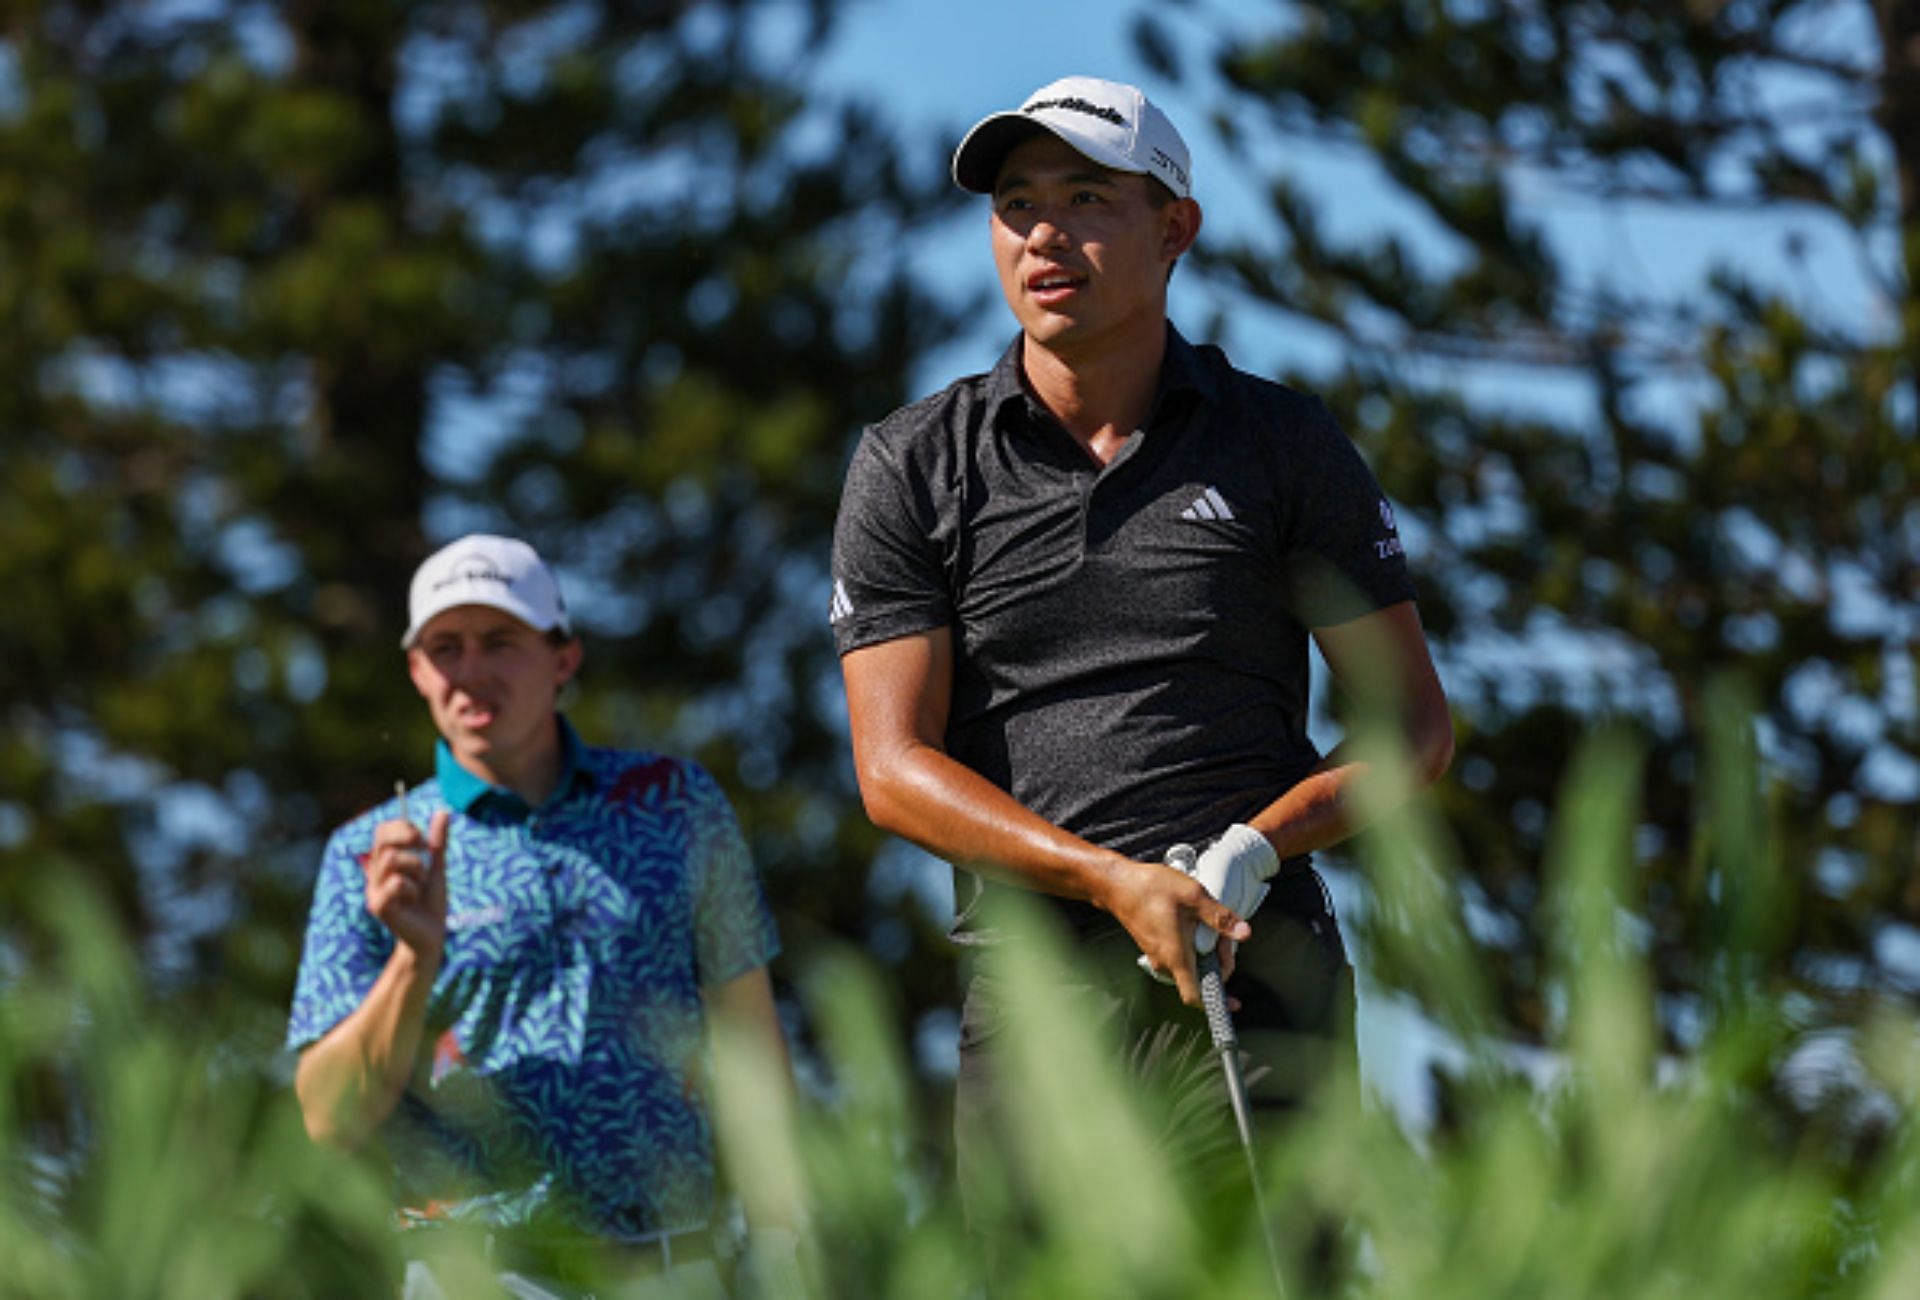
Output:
(402, 533), (572, 649)
(951, 75), (1192, 199)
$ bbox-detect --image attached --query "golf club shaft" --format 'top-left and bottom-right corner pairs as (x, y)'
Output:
(1165, 843), (1288, 1294)
(1198, 952), (1288, 1298)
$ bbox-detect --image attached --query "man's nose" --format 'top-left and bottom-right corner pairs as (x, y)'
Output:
(1026, 215), (1070, 252)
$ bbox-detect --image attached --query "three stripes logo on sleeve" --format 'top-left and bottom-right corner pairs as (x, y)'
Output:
(1179, 486), (1235, 522)
(828, 578), (855, 624)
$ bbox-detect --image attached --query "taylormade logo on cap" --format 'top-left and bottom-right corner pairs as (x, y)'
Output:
(952, 75), (1192, 199)
(1022, 94), (1126, 129)
(402, 534), (572, 649)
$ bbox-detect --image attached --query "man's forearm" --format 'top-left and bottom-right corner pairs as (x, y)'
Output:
(294, 944), (440, 1147)
(858, 738), (1137, 909)
(1272, 603), (1453, 861)
(1245, 757), (1369, 861)
(858, 736), (1249, 1006)
(1248, 733), (1447, 862)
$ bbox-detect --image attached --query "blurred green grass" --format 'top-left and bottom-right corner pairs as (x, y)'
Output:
(4, 679), (1913, 1297)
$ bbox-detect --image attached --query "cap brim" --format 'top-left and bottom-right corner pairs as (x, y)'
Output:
(952, 112), (1155, 195)
(952, 114), (1051, 193)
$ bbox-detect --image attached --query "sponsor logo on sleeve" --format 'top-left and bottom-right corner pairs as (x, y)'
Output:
(1375, 498), (1403, 558)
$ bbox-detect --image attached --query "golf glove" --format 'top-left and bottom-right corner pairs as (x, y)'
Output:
(1188, 823), (1278, 955)
(1138, 823), (1281, 979)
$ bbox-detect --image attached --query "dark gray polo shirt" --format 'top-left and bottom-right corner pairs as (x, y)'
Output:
(831, 326), (1416, 942)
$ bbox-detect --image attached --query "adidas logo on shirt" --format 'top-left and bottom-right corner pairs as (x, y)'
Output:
(828, 578), (855, 624)
(1179, 487), (1235, 523)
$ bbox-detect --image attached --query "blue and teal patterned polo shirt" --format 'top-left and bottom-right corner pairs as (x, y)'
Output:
(286, 718), (781, 1238)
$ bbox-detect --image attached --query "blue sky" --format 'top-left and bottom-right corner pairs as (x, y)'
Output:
(809, 0), (1886, 416)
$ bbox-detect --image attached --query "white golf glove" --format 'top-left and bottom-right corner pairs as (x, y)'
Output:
(1138, 824), (1281, 980)
(1188, 823), (1278, 954)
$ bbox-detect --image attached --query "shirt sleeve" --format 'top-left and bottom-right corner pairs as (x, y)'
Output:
(829, 426), (953, 654)
(683, 762), (781, 988)
(1281, 399), (1419, 627)
(285, 823), (393, 1052)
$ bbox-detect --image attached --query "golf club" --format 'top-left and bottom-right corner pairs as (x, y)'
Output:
(1166, 843), (1289, 1298)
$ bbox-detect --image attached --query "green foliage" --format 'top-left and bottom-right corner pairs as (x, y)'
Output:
(0, 867), (403, 1299)
(8, 700), (1920, 1296)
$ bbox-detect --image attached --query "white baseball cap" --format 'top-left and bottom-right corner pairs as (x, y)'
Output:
(952, 75), (1192, 199)
(401, 534), (572, 649)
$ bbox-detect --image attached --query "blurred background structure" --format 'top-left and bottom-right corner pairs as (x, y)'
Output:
(2, 0), (1916, 1192)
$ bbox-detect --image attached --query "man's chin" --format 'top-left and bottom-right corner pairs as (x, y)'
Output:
(1020, 309), (1078, 336)
(445, 729), (495, 762)
(1019, 312), (1098, 354)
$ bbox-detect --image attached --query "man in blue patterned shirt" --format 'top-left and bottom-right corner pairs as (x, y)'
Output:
(288, 534), (794, 1297)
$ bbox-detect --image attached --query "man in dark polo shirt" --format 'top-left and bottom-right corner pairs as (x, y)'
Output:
(830, 74), (1453, 1248)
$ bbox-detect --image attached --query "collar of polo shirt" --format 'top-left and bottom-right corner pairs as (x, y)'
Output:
(436, 714), (596, 815)
(983, 322), (1221, 435)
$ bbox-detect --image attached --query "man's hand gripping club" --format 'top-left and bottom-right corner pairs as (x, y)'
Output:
(1136, 824), (1281, 992)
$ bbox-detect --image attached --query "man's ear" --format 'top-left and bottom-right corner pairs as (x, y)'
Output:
(554, 637), (584, 689)
(1162, 196), (1203, 262)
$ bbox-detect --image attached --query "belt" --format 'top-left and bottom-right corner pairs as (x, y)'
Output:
(402, 1222), (715, 1284)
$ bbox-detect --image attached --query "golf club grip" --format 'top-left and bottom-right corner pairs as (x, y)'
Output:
(1197, 953), (1237, 1052)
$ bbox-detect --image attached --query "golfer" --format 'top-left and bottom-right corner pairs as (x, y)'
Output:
(829, 75), (1452, 1250)
(287, 534), (795, 1299)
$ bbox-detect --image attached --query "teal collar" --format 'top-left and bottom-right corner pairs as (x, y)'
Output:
(434, 715), (594, 815)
